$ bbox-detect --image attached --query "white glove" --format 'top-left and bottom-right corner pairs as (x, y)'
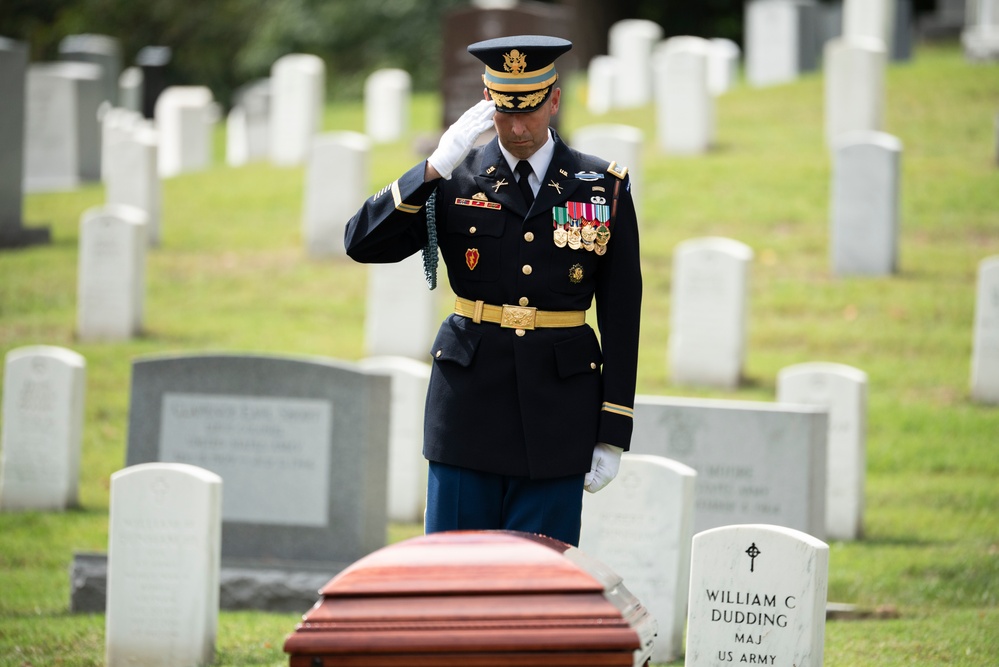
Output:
(428, 99), (495, 179)
(584, 443), (624, 494)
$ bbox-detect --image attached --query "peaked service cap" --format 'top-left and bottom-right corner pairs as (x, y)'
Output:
(467, 35), (572, 113)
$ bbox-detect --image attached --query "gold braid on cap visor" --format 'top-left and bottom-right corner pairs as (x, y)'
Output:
(483, 61), (558, 109)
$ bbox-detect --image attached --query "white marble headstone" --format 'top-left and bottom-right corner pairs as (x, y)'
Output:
(118, 66), (143, 113)
(270, 53), (325, 166)
(105, 462), (221, 667)
(830, 131), (902, 276)
(570, 124), (644, 216)
(226, 79), (271, 167)
(708, 38), (741, 95)
(24, 61), (104, 192)
(843, 0), (896, 51)
(154, 86), (216, 178)
(631, 395), (828, 538)
(0, 346), (86, 511)
(76, 204), (148, 341)
(105, 120), (161, 246)
(824, 36), (887, 146)
(358, 356), (431, 523)
(364, 68), (411, 144)
(653, 37), (714, 155)
(608, 19), (664, 108)
(59, 33), (121, 106)
(972, 255), (999, 403)
(365, 253), (441, 360)
(745, 0), (820, 87)
(579, 454), (697, 663)
(777, 362), (868, 540)
(962, 0), (999, 61)
(586, 55), (617, 115)
(303, 131), (371, 257)
(669, 237), (753, 389)
(684, 524), (829, 667)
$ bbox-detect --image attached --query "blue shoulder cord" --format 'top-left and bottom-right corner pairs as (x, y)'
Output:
(421, 189), (439, 290)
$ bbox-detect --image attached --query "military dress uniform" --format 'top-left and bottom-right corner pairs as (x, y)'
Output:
(343, 35), (642, 545)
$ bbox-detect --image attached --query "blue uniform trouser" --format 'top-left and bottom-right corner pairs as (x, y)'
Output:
(425, 461), (586, 547)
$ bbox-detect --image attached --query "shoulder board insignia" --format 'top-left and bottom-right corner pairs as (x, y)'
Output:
(607, 162), (628, 180)
(575, 171), (604, 181)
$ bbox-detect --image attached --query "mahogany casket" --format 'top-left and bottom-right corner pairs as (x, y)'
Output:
(283, 530), (657, 666)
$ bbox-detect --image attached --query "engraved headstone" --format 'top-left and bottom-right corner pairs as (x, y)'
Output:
(303, 131), (370, 257)
(358, 356), (432, 523)
(0, 37), (50, 248)
(777, 362), (868, 540)
(684, 524), (829, 667)
(105, 118), (161, 246)
(154, 86), (216, 178)
(963, 0), (999, 61)
(570, 124), (644, 217)
(586, 55), (616, 115)
(608, 19), (664, 109)
(971, 255), (999, 403)
(0, 346), (85, 511)
(226, 78), (270, 167)
(364, 68), (411, 144)
(269, 53), (325, 166)
(135, 46), (171, 119)
(125, 353), (390, 566)
(364, 253), (441, 360)
(59, 33), (121, 106)
(830, 131), (902, 276)
(579, 454), (697, 663)
(440, 2), (574, 127)
(824, 37), (887, 145)
(631, 395), (828, 538)
(669, 237), (753, 389)
(653, 37), (714, 155)
(24, 61), (104, 192)
(76, 204), (148, 342)
(105, 463), (221, 667)
(745, 0), (821, 87)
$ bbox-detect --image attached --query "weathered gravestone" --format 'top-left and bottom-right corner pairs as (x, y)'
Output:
(105, 463), (221, 667)
(684, 524), (829, 667)
(303, 131), (370, 258)
(226, 78), (270, 167)
(104, 115), (161, 246)
(358, 356), (431, 524)
(830, 131), (902, 276)
(608, 18), (664, 109)
(364, 253), (442, 360)
(971, 255), (999, 404)
(24, 61), (104, 192)
(154, 86), (216, 178)
(777, 362), (868, 541)
(653, 37), (714, 156)
(745, 0), (821, 87)
(630, 395), (828, 539)
(270, 53), (325, 167)
(668, 237), (753, 390)
(59, 33), (121, 106)
(440, 1), (574, 127)
(963, 0), (999, 61)
(579, 454), (697, 664)
(571, 124), (644, 217)
(0, 37), (50, 248)
(76, 204), (148, 342)
(364, 68), (411, 144)
(824, 36), (887, 146)
(0, 346), (85, 511)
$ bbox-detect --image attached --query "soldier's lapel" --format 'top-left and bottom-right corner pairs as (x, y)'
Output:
(533, 145), (582, 214)
(475, 141), (525, 216)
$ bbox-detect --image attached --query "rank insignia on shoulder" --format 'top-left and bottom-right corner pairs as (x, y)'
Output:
(607, 162), (628, 180)
(575, 171), (604, 181)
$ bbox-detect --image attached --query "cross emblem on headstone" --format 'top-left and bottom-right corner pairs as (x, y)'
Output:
(745, 542), (761, 572)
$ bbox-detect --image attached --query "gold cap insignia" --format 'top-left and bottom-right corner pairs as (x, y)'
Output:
(503, 49), (527, 74)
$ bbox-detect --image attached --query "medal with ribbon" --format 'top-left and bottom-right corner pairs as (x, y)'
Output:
(552, 205), (569, 248)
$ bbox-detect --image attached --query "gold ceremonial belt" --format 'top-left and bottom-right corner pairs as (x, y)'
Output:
(454, 297), (586, 331)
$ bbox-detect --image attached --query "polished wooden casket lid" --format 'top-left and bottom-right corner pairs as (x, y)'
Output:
(283, 530), (657, 666)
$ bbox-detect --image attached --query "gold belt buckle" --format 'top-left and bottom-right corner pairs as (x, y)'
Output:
(500, 304), (537, 330)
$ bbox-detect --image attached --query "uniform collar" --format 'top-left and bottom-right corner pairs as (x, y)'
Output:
(497, 128), (556, 186)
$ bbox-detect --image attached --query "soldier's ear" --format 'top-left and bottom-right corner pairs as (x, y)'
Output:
(483, 87), (490, 102)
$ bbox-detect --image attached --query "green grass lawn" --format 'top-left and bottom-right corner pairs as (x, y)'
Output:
(1, 42), (997, 666)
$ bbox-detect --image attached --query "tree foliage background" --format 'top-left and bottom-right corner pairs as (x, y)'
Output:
(1, 0), (942, 108)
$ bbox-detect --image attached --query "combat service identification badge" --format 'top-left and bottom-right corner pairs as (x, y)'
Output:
(465, 248), (479, 271)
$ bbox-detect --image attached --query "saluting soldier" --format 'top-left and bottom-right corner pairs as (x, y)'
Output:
(344, 35), (642, 547)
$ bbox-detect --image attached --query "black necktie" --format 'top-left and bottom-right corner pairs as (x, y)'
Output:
(515, 160), (534, 208)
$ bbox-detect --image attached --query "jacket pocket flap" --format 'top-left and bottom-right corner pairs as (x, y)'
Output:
(430, 320), (481, 368)
(554, 332), (602, 378)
